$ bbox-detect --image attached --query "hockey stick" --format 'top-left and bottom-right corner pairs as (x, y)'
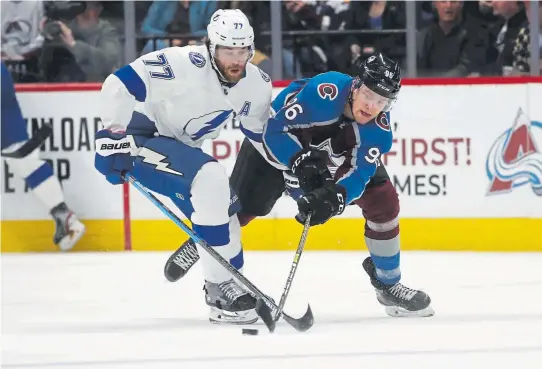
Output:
(1, 123), (53, 158)
(123, 173), (314, 333)
(273, 213), (312, 325)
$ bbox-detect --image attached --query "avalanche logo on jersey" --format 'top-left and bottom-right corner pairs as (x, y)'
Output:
(375, 112), (391, 132)
(317, 83), (338, 100)
(185, 110), (235, 141)
(486, 108), (542, 196)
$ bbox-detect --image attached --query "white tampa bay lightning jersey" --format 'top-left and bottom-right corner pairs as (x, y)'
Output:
(100, 45), (272, 148)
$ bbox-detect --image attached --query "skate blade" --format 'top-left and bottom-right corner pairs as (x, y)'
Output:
(209, 317), (258, 325)
(208, 308), (258, 325)
(385, 305), (435, 318)
(57, 221), (86, 251)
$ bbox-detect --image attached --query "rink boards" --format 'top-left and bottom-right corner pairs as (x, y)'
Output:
(2, 78), (542, 252)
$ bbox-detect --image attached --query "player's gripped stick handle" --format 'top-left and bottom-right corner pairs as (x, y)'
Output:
(122, 172), (314, 333)
(274, 213), (312, 323)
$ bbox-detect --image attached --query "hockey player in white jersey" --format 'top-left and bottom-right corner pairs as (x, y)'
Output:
(94, 9), (272, 324)
(1, 62), (86, 251)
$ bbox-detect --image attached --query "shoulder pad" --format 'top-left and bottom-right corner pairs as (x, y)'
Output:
(160, 45), (210, 71)
(299, 72), (353, 122)
(258, 67), (271, 82)
(181, 45), (209, 69)
(358, 112), (393, 153)
(271, 79), (309, 113)
(246, 63), (272, 85)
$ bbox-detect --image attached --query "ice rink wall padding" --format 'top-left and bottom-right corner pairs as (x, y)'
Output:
(2, 77), (542, 252)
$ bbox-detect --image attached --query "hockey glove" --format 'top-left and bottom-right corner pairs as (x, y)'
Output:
(290, 149), (332, 193)
(95, 130), (135, 185)
(296, 183), (346, 226)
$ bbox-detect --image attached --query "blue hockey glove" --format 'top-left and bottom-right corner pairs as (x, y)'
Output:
(95, 130), (135, 185)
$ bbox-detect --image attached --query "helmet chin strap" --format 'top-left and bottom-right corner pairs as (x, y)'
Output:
(208, 43), (229, 83)
(348, 82), (357, 119)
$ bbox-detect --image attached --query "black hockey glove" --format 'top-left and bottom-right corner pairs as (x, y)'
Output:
(290, 149), (332, 192)
(296, 183), (346, 226)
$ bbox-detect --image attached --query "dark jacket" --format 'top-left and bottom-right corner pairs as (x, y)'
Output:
(417, 15), (489, 77)
(484, 9), (527, 75)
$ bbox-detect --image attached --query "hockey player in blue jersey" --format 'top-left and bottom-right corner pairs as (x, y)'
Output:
(165, 53), (434, 317)
(1, 62), (86, 250)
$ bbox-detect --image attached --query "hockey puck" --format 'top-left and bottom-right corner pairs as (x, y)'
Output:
(242, 328), (259, 336)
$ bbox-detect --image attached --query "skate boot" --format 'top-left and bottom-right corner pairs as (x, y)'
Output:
(164, 239), (200, 282)
(362, 257), (434, 317)
(51, 203), (86, 251)
(204, 279), (258, 324)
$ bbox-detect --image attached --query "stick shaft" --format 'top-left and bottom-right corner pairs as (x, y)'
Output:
(274, 213), (311, 322)
(123, 173), (303, 327)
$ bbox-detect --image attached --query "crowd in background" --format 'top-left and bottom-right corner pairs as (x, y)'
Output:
(2, 0), (541, 83)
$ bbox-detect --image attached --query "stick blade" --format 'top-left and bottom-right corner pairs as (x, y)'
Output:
(255, 298), (276, 333)
(283, 304), (314, 332)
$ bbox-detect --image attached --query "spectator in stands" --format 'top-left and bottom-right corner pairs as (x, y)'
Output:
(40, 1), (121, 82)
(140, 1), (217, 54)
(1, 0), (44, 82)
(511, 0), (542, 75)
(416, 1), (489, 77)
(335, 1), (406, 75)
(484, 0), (527, 75)
(223, 1), (273, 77)
(281, 1), (327, 78)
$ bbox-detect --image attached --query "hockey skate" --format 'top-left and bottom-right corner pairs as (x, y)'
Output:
(164, 239), (199, 282)
(362, 257), (434, 317)
(204, 279), (258, 325)
(51, 203), (86, 251)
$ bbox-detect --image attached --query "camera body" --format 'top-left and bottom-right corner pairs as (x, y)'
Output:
(42, 1), (87, 41)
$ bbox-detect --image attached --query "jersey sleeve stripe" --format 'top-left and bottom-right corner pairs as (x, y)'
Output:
(239, 123), (263, 143)
(336, 126), (372, 203)
(113, 65), (147, 102)
(285, 117), (338, 130)
(262, 123), (302, 167)
(336, 126), (360, 183)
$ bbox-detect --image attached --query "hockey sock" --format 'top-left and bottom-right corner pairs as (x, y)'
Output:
(190, 162), (243, 284)
(365, 216), (401, 286)
(194, 215), (243, 283)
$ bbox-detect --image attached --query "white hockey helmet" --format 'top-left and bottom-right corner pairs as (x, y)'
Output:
(207, 9), (255, 61)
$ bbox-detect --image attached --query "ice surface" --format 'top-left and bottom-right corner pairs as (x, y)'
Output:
(2, 251), (542, 369)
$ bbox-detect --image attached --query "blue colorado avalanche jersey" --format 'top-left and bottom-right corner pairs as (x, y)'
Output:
(262, 71), (393, 203)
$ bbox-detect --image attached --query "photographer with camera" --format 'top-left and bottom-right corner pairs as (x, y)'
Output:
(40, 1), (121, 82)
(1, 0), (45, 82)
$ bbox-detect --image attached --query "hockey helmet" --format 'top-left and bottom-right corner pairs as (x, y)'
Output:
(207, 9), (255, 61)
(352, 53), (401, 111)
